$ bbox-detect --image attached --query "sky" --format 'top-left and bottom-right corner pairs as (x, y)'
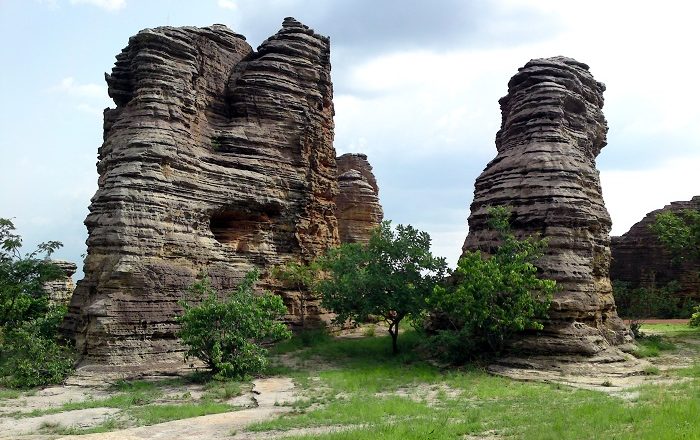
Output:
(1, 0), (699, 277)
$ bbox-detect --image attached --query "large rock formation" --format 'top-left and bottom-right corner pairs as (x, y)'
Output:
(43, 260), (77, 306)
(63, 18), (339, 371)
(611, 196), (700, 305)
(336, 153), (383, 244)
(462, 57), (633, 356)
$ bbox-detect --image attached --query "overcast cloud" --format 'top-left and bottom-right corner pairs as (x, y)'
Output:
(1, 0), (699, 276)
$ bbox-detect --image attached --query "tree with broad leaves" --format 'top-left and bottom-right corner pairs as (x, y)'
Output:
(317, 221), (446, 354)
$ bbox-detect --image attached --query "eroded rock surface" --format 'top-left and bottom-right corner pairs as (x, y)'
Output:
(336, 153), (383, 244)
(43, 260), (77, 306)
(611, 196), (700, 305)
(63, 18), (339, 371)
(462, 56), (633, 355)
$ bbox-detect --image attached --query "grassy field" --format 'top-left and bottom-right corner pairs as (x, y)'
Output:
(1, 323), (699, 438)
(244, 323), (700, 439)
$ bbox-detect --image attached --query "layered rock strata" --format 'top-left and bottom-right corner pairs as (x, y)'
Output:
(462, 56), (633, 356)
(611, 196), (700, 305)
(63, 18), (339, 370)
(336, 153), (383, 244)
(43, 260), (77, 306)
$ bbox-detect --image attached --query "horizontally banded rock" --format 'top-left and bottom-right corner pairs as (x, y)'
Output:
(462, 56), (633, 356)
(43, 260), (77, 306)
(611, 196), (700, 305)
(336, 153), (383, 244)
(62, 18), (339, 371)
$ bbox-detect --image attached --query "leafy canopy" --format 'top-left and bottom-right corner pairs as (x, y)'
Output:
(650, 209), (700, 263)
(177, 270), (291, 379)
(317, 221), (447, 354)
(0, 218), (74, 388)
(431, 206), (555, 353)
(650, 209), (700, 327)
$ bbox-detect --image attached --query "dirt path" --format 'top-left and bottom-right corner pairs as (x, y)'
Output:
(55, 377), (296, 440)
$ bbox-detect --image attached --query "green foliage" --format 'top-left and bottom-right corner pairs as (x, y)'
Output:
(650, 209), (700, 329)
(632, 334), (676, 358)
(431, 206), (555, 353)
(690, 306), (700, 327)
(0, 318), (75, 388)
(650, 209), (700, 263)
(317, 221), (447, 353)
(0, 218), (74, 388)
(0, 218), (63, 328)
(177, 270), (292, 379)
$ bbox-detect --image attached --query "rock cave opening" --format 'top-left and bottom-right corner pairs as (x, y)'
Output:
(210, 209), (275, 253)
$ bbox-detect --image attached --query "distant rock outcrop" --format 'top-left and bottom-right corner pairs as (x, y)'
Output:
(63, 18), (339, 371)
(611, 196), (700, 305)
(336, 153), (383, 244)
(43, 260), (77, 306)
(462, 57), (633, 356)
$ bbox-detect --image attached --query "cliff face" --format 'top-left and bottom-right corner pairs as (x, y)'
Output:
(336, 153), (383, 244)
(63, 18), (339, 370)
(611, 196), (700, 304)
(462, 56), (632, 355)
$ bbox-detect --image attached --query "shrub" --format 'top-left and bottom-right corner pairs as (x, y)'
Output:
(0, 321), (75, 388)
(177, 270), (291, 379)
(690, 306), (700, 327)
(317, 221), (446, 354)
(0, 218), (74, 388)
(430, 206), (555, 354)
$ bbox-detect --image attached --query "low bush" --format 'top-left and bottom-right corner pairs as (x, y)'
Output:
(0, 320), (74, 388)
(177, 270), (291, 379)
(0, 218), (75, 388)
(429, 206), (555, 356)
(690, 306), (700, 327)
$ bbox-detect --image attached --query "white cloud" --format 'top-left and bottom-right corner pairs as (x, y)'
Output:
(217, 0), (237, 10)
(601, 155), (700, 236)
(69, 0), (125, 12)
(52, 77), (107, 100)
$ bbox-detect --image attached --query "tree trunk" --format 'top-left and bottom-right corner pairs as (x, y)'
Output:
(389, 320), (399, 354)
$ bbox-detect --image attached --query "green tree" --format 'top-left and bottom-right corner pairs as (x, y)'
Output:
(431, 206), (555, 353)
(0, 218), (74, 388)
(650, 209), (700, 263)
(177, 270), (291, 379)
(650, 209), (700, 327)
(317, 221), (447, 354)
(0, 219), (63, 327)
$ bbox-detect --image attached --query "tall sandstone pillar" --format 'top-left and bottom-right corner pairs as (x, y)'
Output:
(63, 18), (339, 371)
(463, 57), (633, 355)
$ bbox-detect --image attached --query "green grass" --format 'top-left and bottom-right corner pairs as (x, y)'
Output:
(128, 402), (234, 425)
(272, 328), (333, 354)
(640, 323), (700, 337)
(633, 335), (677, 358)
(0, 388), (22, 401)
(246, 330), (700, 440)
(39, 418), (124, 435)
(202, 379), (249, 401)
